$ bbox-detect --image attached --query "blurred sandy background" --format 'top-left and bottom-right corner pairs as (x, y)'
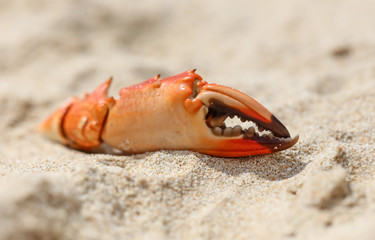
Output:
(0, 0), (375, 239)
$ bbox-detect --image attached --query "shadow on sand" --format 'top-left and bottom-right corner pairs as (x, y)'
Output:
(197, 151), (307, 181)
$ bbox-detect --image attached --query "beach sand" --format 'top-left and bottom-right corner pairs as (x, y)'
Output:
(0, 0), (375, 239)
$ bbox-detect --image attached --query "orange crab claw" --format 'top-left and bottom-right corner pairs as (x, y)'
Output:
(192, 82), (299, 157)
(39, 78), (115, 150)
(39, 70), (298, 157)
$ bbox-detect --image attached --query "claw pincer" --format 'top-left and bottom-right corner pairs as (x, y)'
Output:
(39, 70), (298, 157)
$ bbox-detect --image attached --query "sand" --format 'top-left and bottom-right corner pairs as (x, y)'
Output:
(0, 0), (375, 239)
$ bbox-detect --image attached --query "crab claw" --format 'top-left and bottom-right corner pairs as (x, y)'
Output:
(100, 70), (298, 157)
(38, 78), (115, 150)
(193, 82), (299, 157)
(39, 70), (298, 157)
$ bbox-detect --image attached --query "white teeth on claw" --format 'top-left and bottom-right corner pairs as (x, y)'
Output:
(212, 127), (223, 136)
(258, 125), (264, 132)
(223, 127), (233, 137)
(209, 115), (228, 127)
(232, 125), (242, 136)
(244, 126), (255, 138)
(209, 115), (276, 139)
(220, 125), (242, 137)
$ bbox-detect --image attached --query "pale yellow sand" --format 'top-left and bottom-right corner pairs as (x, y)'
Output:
(1, 0), (375, 239)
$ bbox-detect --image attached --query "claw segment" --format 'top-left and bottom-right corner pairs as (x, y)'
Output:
(39, 70), (298, 157)
(202, 84), (272, 122)
(63, 78), (114, 149)
(38, 102), (71, 144)
(184, 98), (203, 113)
(199, 135), (299, 157)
